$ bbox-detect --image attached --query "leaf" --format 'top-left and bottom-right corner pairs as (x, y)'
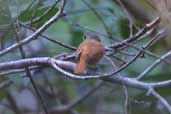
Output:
(32, 7), (58, 28)
(17, 0), (59, 28)
(0, 90), (6, 100)
(117, 18), (130, 39)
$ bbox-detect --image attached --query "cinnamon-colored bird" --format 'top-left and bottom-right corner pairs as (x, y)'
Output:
(74, 32), (105, 74)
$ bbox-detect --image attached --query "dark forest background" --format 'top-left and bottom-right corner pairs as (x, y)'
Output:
(0, 0), (171, 114)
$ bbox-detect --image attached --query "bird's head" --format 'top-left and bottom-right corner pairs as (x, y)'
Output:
(83, 32), (101, 42)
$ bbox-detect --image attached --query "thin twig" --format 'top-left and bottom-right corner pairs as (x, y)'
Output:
(136, 50), (171, 80)
(19, 23), (77, 50)
(116, 0), (133, 37)
(52, 81), (105, 112)
(0, 66), (39, 76)
(109, 17), (160, 49)
(0, 6), (110, 29)
(27, 0), (60, 25)
(81, 0), (112, 39)
(150, 89), (171, 113)
(111, 54), (127, 64)
(123, 85), (129, 114)
(75, 23), (169, 64)
(13, 22), (49, 114)
(29, 0), (41, 26)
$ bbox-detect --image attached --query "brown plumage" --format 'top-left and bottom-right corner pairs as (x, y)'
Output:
(74, 32), (105, 74)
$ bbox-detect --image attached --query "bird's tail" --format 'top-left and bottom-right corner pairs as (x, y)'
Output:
(74, 53), (88, 74)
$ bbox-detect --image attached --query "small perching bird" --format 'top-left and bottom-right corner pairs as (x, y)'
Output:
(74, 32), (105, 74)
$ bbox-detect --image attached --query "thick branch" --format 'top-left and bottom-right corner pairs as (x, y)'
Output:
(0, 57), (170, 90)
(0, 57), (75, 71)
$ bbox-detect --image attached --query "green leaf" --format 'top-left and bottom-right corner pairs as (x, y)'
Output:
(117, 18), (130, 39)
(18, 7), (58, 25)
(32, 7), (58, 28)
(0, 90), (6, 100)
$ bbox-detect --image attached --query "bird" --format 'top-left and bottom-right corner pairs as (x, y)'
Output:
(74, 32), (105, 74)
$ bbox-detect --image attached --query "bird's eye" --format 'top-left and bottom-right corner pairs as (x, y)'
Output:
(83, 35), (86, 40)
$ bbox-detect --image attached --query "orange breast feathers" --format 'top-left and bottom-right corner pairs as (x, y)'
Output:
(74, 39), (105, 74)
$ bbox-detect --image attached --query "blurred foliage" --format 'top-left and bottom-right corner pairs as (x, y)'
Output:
(0, 0), (171, 114)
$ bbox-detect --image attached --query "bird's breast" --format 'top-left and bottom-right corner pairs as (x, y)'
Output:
(77, 39), (105, 64)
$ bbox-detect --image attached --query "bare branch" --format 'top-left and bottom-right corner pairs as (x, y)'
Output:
(0, 58), (170, 89)
(136, 50), (171, 80)
(0, 57), (75, 71)
(123, 85), (129, 114)
(109, 17), (161, 49)
(116, 0), (134, 37)
(151, 89), (171, 113)
(0, 66), (39, 76)
(19, 23), (77, 50)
